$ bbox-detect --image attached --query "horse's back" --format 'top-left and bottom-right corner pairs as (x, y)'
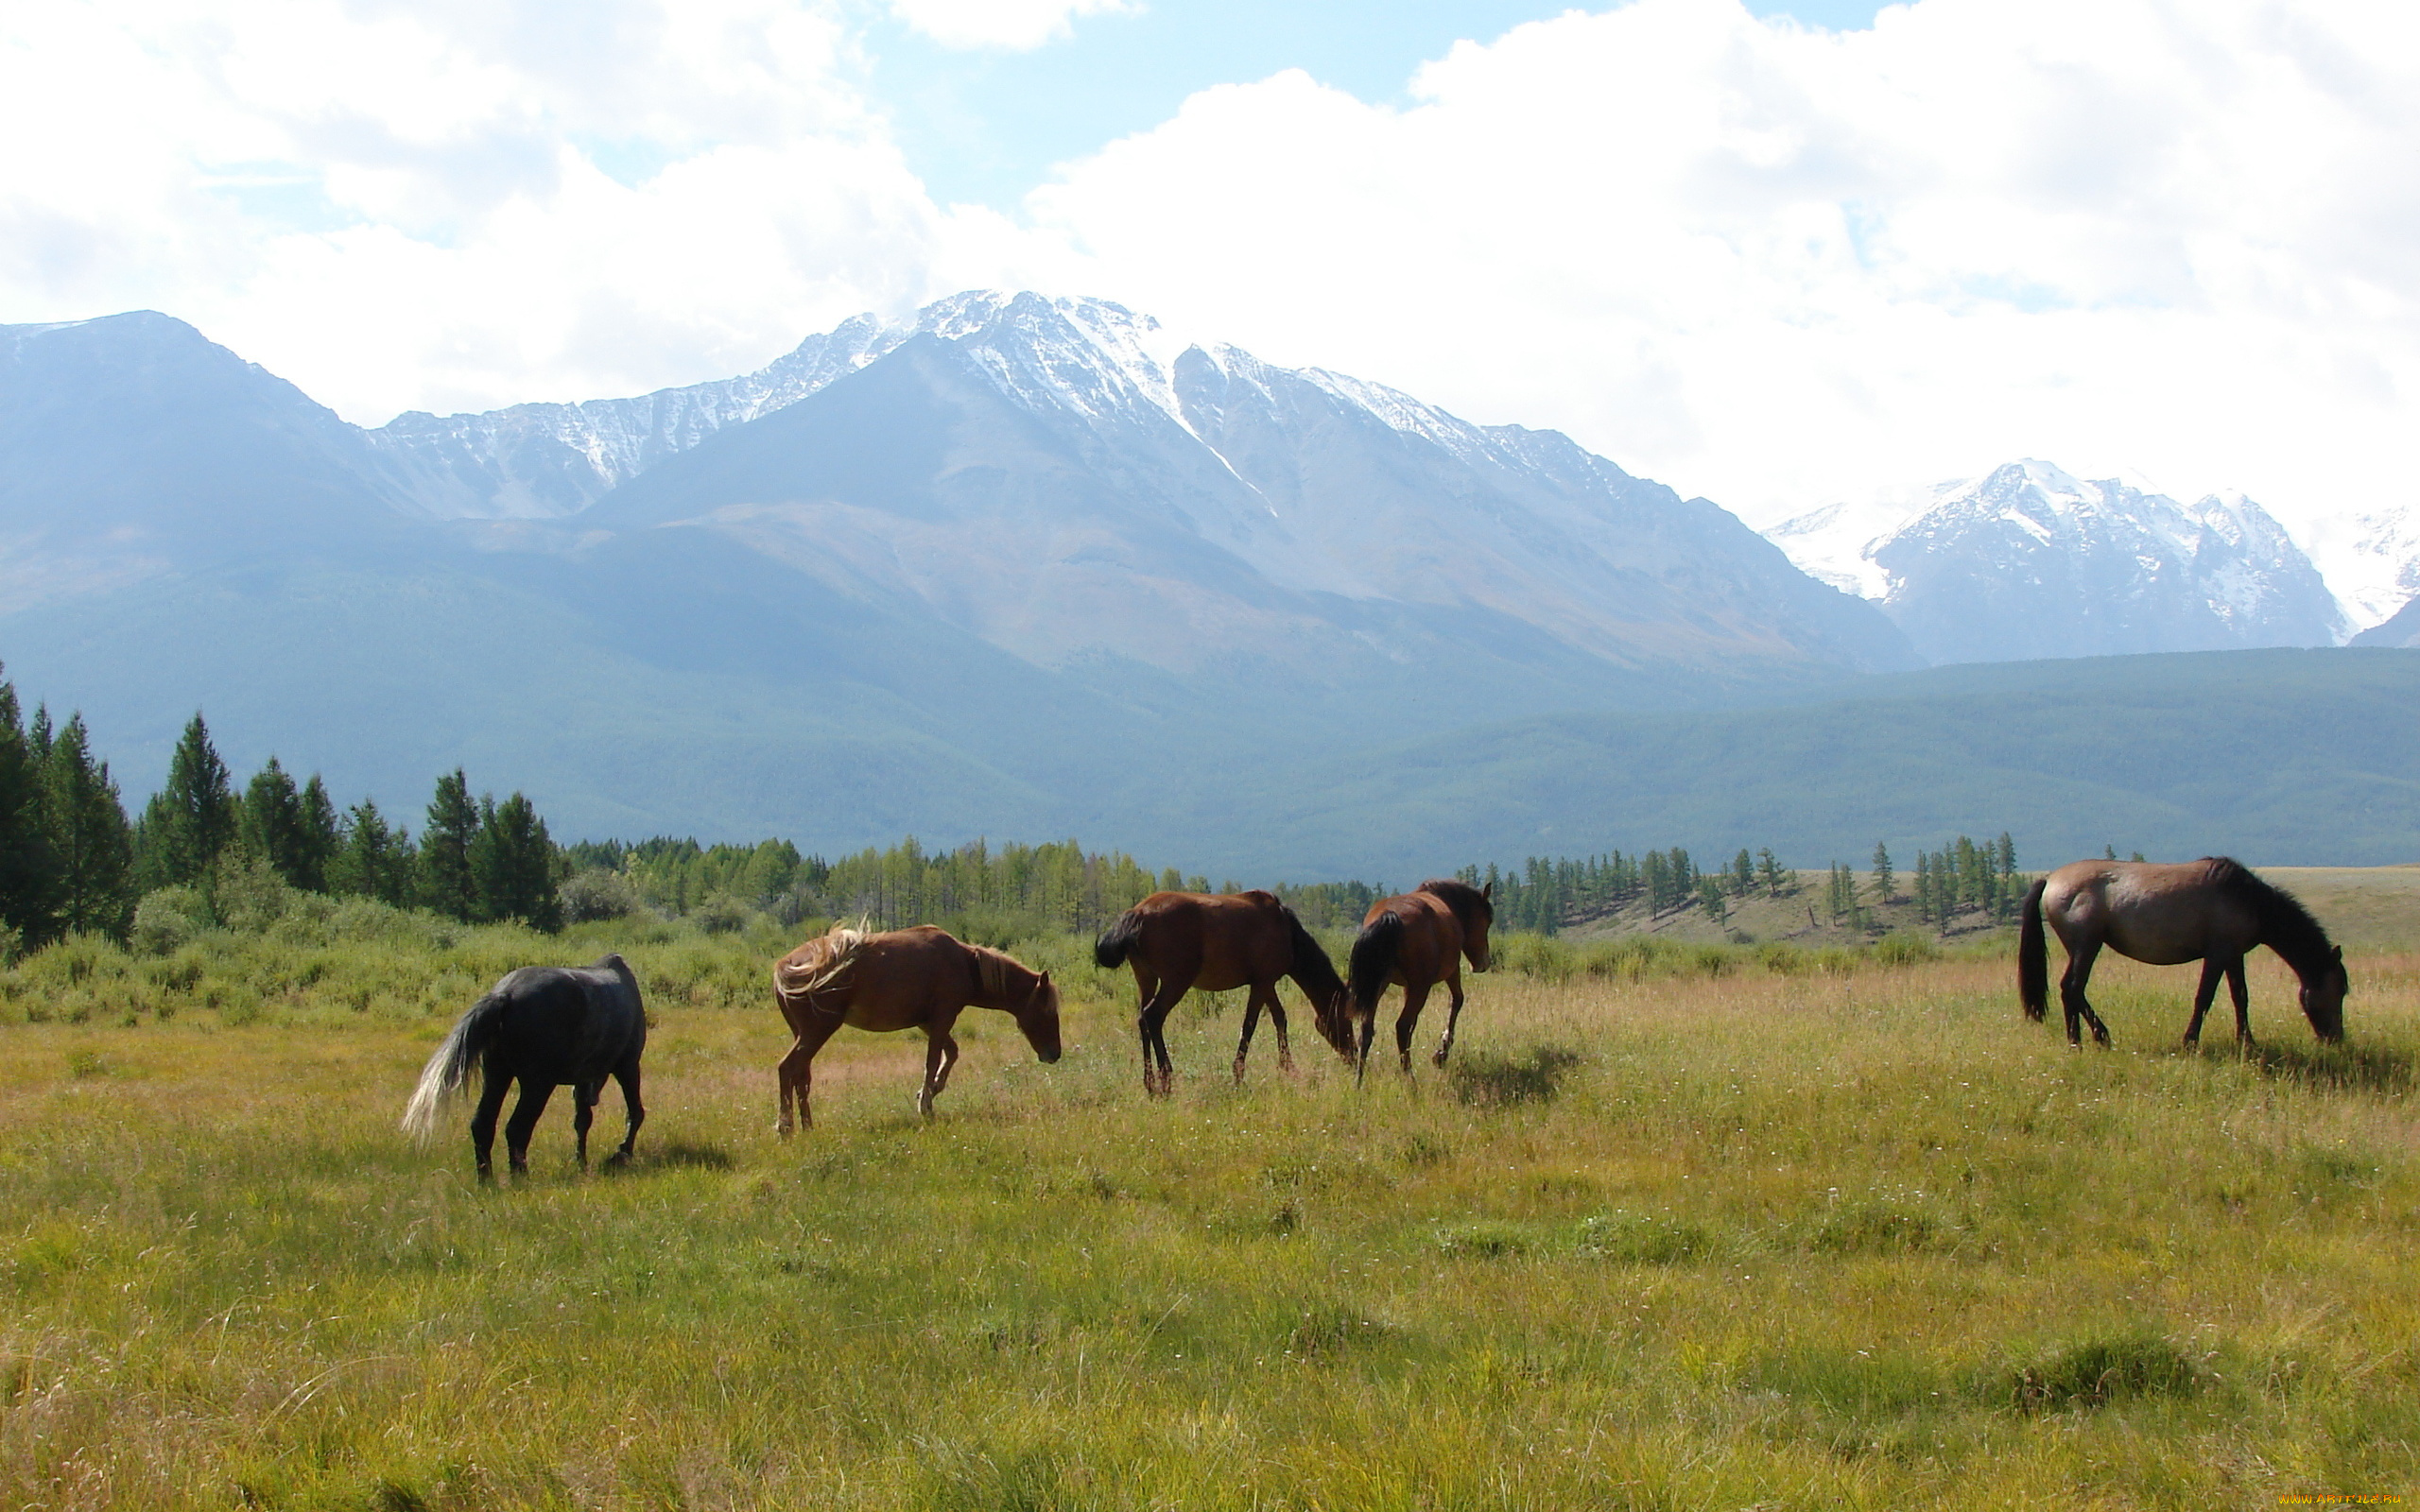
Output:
(490, 957), (643, 1082)
(777, 924), (969, 1032)
(1359, 889), (1461, 980)
(2042, 859), (2258, 963)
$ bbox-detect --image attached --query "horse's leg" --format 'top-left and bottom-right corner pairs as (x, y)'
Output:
(1431, 971), (1467, 1068)
(572, 1080), (599, 1170)
(2225, 957), (2255, 1049)
(607, 1057), (645, 1166)
(1233, 985), (1270, 1083)
(919, 1027), (960, 1118)
(2059, 940), (2109, 1046)
(2184, 958), (2224, 1047)
(1394, 982), (1432, 1074)
(777, 1017), (842, 1136)
(1138, 980), (1184, 1098)
(1267, 994), (1294, 1074)
(503, 1077), (556, 1176)
(469, 1070), (510, 1182)
(1355, 1003), (1377, 1085)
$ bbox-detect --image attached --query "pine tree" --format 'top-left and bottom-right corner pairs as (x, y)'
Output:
(1871, 841), (1894, 904)
(1695, 873), (1728, 923)
(293, 775), (337, 893)
(1729, 848), (1754, 897)
(140, 713), (238, 889)
(42, 714), (133, 939)
(1757, 847), (1784, 898)
(240, 757), (310, 885)
(420, 769), (480, 922)
(331, 799), (414, 905)
(474, 792), (562, 932)
(0, 676), (55, 947)
(1913, 850), (1934, 923)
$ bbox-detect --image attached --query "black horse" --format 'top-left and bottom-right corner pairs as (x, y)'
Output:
(402, 953), (647, 1178)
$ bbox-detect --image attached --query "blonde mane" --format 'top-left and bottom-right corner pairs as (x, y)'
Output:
(775, 922), (870, 1005)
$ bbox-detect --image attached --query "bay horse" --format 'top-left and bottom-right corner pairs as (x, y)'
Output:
(402, 954), (647, 1179)
(1347, 879), (1495, 1077)
(1092, 890), (1355, 1096)
(772, 923), (1061, 1131)
(2019, 857), (2346, 1048)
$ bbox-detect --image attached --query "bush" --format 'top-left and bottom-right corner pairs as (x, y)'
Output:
(560, 868), (641, 923)
(1996, 1334), (2204, 1413)
(211, 851), (295, 934)
(690, 893), (753, 935)
(131, 887), (212, 955)
(1875, 929), (1941, 967)
(1447, 1045), (1583, 1108)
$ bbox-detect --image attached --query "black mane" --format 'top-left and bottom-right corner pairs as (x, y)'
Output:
(2206, 857), (2337, 980)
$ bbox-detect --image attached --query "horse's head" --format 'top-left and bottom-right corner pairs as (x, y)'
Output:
(2300, 945), (2347, 1043)
(1015, 971), (1063, 1064)
(1311, 984), (1357, 1061)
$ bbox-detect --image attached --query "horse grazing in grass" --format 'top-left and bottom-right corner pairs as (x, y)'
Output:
(1347, 879), (1495, 1077)
(772, 924), (1061, 1132)
(2019, 857), (2346, 1049)
(402, 954), (647, 1179)
(1093, 890), (1355, 1096)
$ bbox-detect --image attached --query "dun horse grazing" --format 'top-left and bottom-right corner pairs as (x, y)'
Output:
(772, 924), (1061, 1132)
(1346, 879), (1495, 1077)
(2019, 857), (2347, 1048)
(1093, 890), (1355, 1096)
(401, 954), (647, 1179)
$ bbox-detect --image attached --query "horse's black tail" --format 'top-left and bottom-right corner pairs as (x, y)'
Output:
(1282, 904), (1353, 1054)
(1349, 910), (1405, 1017)
(2017, 878), (2049, 1022)
(1094, 908), (1144, 971)
(402, 990), (509, 1143)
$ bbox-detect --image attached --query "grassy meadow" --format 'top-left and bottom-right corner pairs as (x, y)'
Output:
(0, 886), (2414, 1508)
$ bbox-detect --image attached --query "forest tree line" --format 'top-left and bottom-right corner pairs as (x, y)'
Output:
(1467, 833), (2025, 936)
(0, 668), (2042, 954)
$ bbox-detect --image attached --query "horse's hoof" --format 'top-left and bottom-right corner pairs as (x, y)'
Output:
(1431, 1049), (1449, 1068)
(602, 1151), (631, 1170)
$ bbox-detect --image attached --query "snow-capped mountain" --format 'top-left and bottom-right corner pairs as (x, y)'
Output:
(2299, 506), (2420, 632)
(1766, 461), (2345, 663)
(579, 291), (1916, 679)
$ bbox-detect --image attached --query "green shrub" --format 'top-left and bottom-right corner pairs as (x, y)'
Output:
(560, 868), (640, 923)
(1996, 1334), (2205, 1413)
(131, 887), (212, 955)
(1574, 1211), (1709, 1264)
(1447, 1045), (1583, 1108)
(1875, 930), (1941, 967)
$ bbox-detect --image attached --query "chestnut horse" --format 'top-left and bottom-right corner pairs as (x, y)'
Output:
(2019, 857), (2346, 1048)
(1093, 890), (1354, 1096)
(1347, 879), (1495, 1077)
(772, 924), (1062, 1131)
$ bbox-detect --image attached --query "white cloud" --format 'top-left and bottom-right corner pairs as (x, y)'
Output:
(1009, 0), (2420, 551)
(0, 0), (968, 417)
(1, 0), (2414, 604)
(885, 0), (1135, 52)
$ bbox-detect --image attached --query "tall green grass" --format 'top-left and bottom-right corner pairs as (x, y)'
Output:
(0, 910), (2411, 1508)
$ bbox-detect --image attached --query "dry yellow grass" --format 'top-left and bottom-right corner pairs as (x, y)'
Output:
(0, 900), (2412, 1509)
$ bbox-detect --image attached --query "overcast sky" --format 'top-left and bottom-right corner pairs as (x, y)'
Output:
(2, 0), (2411, 531)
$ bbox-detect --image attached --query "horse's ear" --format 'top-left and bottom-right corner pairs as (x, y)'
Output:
(1481, 882), (1494, 901)
(2333, 945), (2343, 964)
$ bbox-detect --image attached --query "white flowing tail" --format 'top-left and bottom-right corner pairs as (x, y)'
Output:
(401, 993), (506, 1143)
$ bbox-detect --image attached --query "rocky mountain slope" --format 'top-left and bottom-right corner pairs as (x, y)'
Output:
(1767, 461), (2345, 663)
(0, 295), (1924, 854)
